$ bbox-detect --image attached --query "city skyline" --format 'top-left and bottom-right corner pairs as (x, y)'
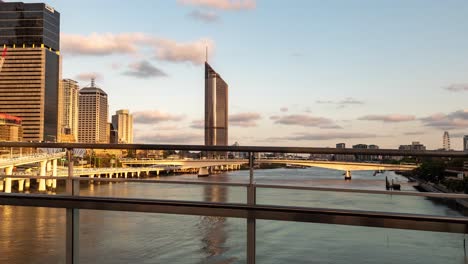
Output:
(6, 0), (468, 149)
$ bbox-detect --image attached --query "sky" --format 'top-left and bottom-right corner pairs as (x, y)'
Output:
(9, 0), (468, 149)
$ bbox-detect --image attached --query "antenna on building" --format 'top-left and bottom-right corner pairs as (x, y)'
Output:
(205, 46), (208, 63)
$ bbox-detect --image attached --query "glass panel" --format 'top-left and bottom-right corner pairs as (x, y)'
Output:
(0, 206), (65, 263)
(79, 210), (246, 264)
(256, 220), (466, 264)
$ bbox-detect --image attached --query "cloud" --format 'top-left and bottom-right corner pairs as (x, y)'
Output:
(316, 97), (364, 108)
(133, 111), (185, 124)
(61, 33), (214, 65)
(403, 131), (425, 136)
(271, 114), (340, 128)
(135, 132), (202, 144)
(271, 132), (377, 141)
(358, 114), (416, 122)
(155, 38), (214, 64)
(190, 119), (205, 129)
(177, 0), (256, 10)
(421, 110), (468, 129)
(122, 60), (167, 78)
(230, 112), (262, 127)
(75, 72), (103, 82)
(280, 107), (288, 112)
(187, 10), (220, 22)
(443, 84), (468, 92)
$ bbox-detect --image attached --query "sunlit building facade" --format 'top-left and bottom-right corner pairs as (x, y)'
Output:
(0, 2), (62, 142)
(205, 62), (228, 147)
(0, 113), (22, 142)
(78, 80), (108, 143)
(60, 79), (79, 142)
(112, 109), (133, 144)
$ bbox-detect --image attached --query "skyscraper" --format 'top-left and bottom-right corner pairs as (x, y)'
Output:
(78, 80), (108, 143)
(0, 2), (62, 142)
(60, 79), (79, 142)
(443, 131), (450, 151)
(463, 135), (468, 152)
(205, 62), (228, 147)
(112, 109), (133, 143)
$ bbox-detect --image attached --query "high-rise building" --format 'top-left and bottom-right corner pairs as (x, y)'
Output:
(205, 62), (228, 147)
(60, 79), (79, 142)
(464, 136), (468, 152)
(0, 2), (62, 142)
(112, 109), (133, 143)
(0, 113), (22, 142)
(78, 80), (108, 143)
(443, 131), (450, 151)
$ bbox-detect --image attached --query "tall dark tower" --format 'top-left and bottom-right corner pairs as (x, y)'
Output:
(0, 2), (61, 142)
(204, 62), (228, 148)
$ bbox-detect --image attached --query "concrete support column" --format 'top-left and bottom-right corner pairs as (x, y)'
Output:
(345, 170), (352, 180)
(46, 160), (53, 188)
(52, 159), (58, 190)
(39, 160), (47, 192)
(18, 179), (25, 192)
(4, 166), (13, 193)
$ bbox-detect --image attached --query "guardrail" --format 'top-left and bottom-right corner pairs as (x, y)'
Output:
(0, 142), (468, 264)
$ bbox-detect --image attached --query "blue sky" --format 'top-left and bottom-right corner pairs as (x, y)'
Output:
(12, 0), (468, 149)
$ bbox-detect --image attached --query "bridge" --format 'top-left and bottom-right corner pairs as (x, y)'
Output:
(121, 158), (417, 180)
(256, 159), (418, 179)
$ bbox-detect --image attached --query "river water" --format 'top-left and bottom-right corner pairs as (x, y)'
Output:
(0, 168), (467, 263)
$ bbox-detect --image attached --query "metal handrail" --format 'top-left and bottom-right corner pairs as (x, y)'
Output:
(1, 142), (467, 157)
(0, 193), (466, 234)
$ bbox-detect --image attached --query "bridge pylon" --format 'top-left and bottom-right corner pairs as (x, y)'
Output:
(345, 170), (352, 180)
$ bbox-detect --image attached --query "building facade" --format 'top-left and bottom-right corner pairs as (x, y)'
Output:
(0, 2), (62, 142)
(78, 80), (108, 143)
(0, 113), (22, 142)
(205, 62), (228, 147)
(399, 141), (426, 151)
(112, 109), (133, 144)
(443, 131), (450, 151)
(60, 79), (79, 142)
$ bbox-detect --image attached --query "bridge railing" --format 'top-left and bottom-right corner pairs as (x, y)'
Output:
(0, 142), (468, 264)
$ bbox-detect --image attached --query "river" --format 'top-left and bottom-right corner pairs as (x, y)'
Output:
(0, 168), (466, 263)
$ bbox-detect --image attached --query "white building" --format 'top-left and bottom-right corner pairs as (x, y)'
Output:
(60, 79), (79, 142)
(78, 79), (108, 143)
(112, 109), (133, 143)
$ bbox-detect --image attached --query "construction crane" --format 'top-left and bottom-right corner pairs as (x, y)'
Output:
(0, 47), (6, 72)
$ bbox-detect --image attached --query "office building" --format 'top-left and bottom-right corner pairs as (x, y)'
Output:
(399, 141), (426, 151)
(464, 136), (468, 152)
(112, 109), (133, 144)
(0, 113), (22, 142)
(60, 79), (79, 142)
(0, 2), (62, 142)
(78, 79), (108, 143)
(443, 131), (450, 151)
(205, 62), (228, 146)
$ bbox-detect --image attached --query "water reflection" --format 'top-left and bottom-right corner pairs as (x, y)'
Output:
(198, 185), (237, 263)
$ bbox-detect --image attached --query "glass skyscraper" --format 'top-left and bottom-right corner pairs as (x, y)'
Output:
(205, 62), (228, 147)
(0, 2), (61, 142)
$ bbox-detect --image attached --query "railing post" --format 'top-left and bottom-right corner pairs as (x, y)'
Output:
(247, 152), (256, 264)
(66, 148), (79, 264)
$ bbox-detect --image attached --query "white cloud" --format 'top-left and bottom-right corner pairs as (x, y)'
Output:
(187, 10), (220, 22)
(61, 33), (215, 65)
(358, 114), (416, 122)
(178, 0), (256, 10)
(230, 112), (262, 127)
(134, 110), (185, 124)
